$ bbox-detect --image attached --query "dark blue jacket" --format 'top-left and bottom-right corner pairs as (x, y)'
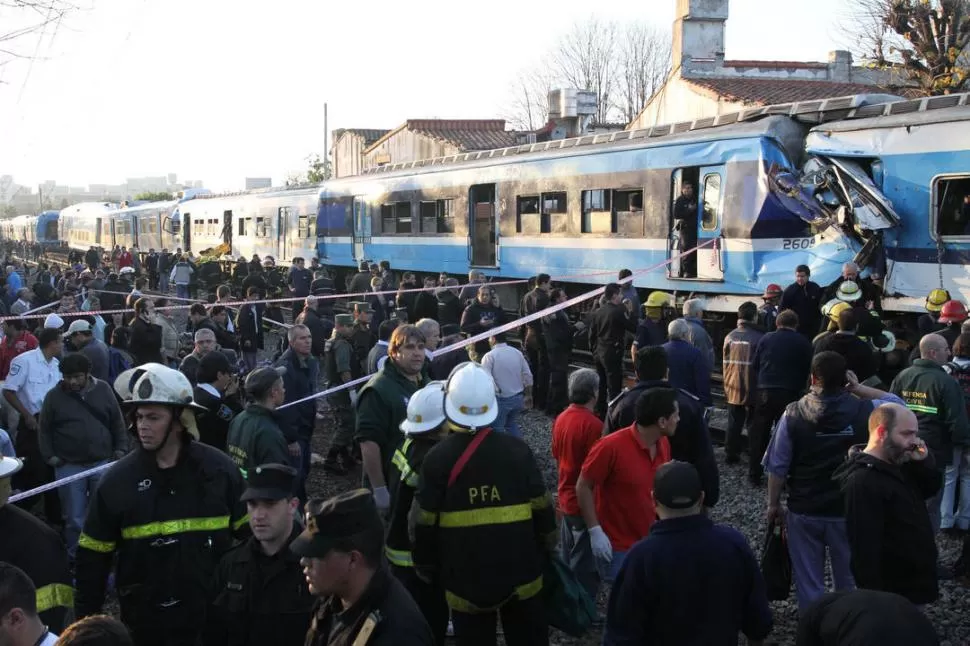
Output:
(274, 348), (320, 442)
(633, 318), (664, 349)
(604, 378), (719, 507)
(604, 515), (772, 646)
(287, 267), (312, 297)
(751, 327), (812, 394)
(662, 339), (712, 405)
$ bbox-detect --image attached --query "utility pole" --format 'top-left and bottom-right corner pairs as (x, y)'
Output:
(323, 102), (329, 179)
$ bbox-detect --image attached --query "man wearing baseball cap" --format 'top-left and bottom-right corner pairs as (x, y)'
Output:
(293, 489), (434, 646)
(209, 463), (314, 646)
(604, 461), (772, 645)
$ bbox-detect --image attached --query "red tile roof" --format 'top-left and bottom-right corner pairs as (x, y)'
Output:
(685, 77), (893, 106)
(404, 119), (518, 151)
(723, 59), (829, 70)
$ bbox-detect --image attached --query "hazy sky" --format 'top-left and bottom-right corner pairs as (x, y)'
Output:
(0, 0), (849, 191)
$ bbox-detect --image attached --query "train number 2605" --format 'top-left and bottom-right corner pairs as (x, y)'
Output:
(782, 238), (816, 250)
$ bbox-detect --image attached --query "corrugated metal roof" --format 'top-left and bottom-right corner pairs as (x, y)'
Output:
(404, 119), (519, 151)
(685, 77), (889, 105)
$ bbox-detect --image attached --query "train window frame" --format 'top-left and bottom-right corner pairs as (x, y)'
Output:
(255, 217), (269, 238)
(516, 196), (540, 234)
(238, 218), (248, 236)
(582, 189), (613, 234)
(931, 174), (970, 240)
(701, 173), (722, 232)
(437, 199), (455, 234)
(419, 201), (437, 233)
(541, 192), (567, 234)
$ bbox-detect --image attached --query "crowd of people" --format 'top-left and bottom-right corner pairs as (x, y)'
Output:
(0, 242), (964, 645)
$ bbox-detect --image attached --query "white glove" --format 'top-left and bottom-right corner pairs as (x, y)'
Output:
(349, 390), (359, 408)
(588, 525), (613, 563)
(373, 486), (390, 510)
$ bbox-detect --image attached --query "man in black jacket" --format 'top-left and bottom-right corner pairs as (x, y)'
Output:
(235, 286), (264, 373)
(458, 285), (505, 362)
(796, 589), (939, 646)
(208, 464), (314, 646)
(835, 402), (941, 605)
(274, 325), (319, 507)
(604, 345), (719, 509)
(193, 351), (243, 452)
(763, 352), (902, 612)
(127, 298), (163, 366)
(781, 264), (823, 340)
(295, 296), (332, 360)
(748, 309), (812, 485)
(589, 283), (636, 417)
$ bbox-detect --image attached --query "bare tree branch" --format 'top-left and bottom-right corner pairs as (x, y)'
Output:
(616, 23), (672, 123)
(552, 17), (620, 124)
(842, 0), (970, 94)
(503, 65), (554, 131)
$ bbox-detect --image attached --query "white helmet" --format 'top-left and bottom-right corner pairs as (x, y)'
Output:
(121, 364), (206, 440)
(400, 381), (446, 435)
(114, 363), (171, 401)
(0, 456), (23, 479)
(836, 280), (862, 302)
(444, 362), (498, 431)
(119, 266), (135, 275)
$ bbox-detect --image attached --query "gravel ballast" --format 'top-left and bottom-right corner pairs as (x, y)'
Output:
(308, 406), (970, 646)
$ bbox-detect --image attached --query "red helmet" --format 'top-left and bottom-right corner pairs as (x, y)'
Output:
(938, 300), (968, 324)
(763, 284), (782, 299)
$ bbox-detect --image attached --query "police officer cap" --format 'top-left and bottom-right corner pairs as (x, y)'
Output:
(334, 314), (354, 327)
(653, 461), (703, 510)
(241, 463), (297, 502)
(0, 456), (24, 479)
(245, 366), (286, 398)
(290, 489), (383, 558)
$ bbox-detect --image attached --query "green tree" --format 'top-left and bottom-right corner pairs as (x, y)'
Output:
(59, 197), (69, 209)
(134, 191), (175, 202)
(1, 205), (18, 218)
(305, 153), (332, 184)
(848, 0), (970, 95)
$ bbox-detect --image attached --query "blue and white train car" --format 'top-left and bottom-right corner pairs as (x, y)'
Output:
(34, 211), (60, 246)
(60, 202), (119, 250)
(315, 101), (903, 313)
(804, 94), (970, 312)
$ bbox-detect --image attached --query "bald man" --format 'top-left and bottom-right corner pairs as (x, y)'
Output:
(890, 332), (970, 533)
(835, 403), (941, 605)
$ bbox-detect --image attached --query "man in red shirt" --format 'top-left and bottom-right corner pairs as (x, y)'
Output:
(551, 368), (602, 599)
(576, 387), (676, 581)
(0, 320), (38, 381)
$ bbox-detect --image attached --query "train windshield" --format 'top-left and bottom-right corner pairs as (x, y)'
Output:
(767, 156), (899, 232)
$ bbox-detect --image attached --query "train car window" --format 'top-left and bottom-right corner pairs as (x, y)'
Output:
(309, 216), (317, 238)
(381, 204), (394, 233)
(419, 201), (437, 233)
(255, 217), (269, 237)
(541, 192), (567, 234)
(701, 174), (721, 232)
(516, 196), (540, 234)
(582, 190), (612, 234)
(437, 199), (455, 233)
(208, 219), (219, 236)
(238, 218), (248, 236)
(933, 175), (970, 237)
(394, 202), (412, 234)
(615, 189), (644, 236)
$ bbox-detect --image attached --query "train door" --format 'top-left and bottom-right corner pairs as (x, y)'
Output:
(696, 166), (725, 281)
(132, 215), (140, 250)
(222, 210), (233, 249)
(352, 197), (369, 261)
(469, 184), (497, 267)
(95, 218), (102, 246)
(277, 207), (290, 260)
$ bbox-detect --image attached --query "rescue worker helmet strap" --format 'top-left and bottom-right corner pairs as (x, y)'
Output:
(443, 362), (498, 430)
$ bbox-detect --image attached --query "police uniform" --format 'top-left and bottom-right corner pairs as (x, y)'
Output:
(324, 314), (359, 471)
(413, 428), (557, 645)
(0, 456), (73, 633)
(350, 302), (377, 376)
(293, 489), (435, 646)
(2, 347), (61, 520)
(208, 464), (314, 646)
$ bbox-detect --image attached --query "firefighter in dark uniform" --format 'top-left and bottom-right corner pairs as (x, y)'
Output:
(350, 301), (377, 376)
(413, 362), (557, 646)
(208, 464), (314, 646)
(323, 314), (359, 476)
(521, 273), (551, 413)
(293, 489), (435, 646)
(589, 283), (637, 417)
(0, 455), (73, 634)
(385, 382), (449, 645)
(74, 364), (249, 646)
